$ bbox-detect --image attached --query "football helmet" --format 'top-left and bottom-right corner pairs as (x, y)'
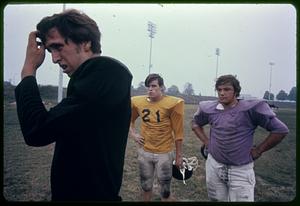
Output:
(172, 156), (198, 184)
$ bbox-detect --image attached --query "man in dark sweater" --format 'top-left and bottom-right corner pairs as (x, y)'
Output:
(15, 9), (132, 201)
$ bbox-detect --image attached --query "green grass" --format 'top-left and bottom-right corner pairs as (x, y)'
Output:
(3, 104), (296, 202)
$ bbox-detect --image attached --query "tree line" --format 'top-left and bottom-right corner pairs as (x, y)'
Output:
(133, 81), (297, 101)
(263, 87), (296, 101)
(4, 81), (296, 104)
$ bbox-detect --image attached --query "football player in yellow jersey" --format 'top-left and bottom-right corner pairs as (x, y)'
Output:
(130, 73), (184, 201)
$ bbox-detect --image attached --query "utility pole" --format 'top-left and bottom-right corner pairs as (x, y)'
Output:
(268, 62), (275, 101)
(215, 48), (220, 96)
(57, 4), (65, 103)
(147, 21), (156, 74)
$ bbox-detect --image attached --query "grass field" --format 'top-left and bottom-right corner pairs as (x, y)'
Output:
(3, 103), (296, 202)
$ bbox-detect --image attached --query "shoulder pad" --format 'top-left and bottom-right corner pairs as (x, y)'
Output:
(237, 99), (264, 111)
(164, 95), (184, 106)
(253, 100), (276, 117)
(238, 99), (275, 117)
(199, 100), (219, 114)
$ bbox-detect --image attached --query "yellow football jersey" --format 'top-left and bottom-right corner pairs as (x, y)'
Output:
(131, 95), (184, 153)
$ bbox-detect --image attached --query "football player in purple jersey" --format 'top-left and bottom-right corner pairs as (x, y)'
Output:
(192, 74), (288, 201)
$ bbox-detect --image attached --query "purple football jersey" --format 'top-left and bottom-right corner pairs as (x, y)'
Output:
(193, 100), (289, 165)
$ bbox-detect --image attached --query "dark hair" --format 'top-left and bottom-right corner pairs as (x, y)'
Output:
(37, 9), (101, 54)
(215, 74), (241, 97)
(145, 73), (164, 88)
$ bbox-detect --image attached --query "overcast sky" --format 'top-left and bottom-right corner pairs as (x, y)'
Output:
(3, 3), (296, 98)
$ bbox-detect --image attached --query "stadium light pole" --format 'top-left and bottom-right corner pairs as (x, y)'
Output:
(57, 4), (66, 103)
(268, 62), (275, 101)
(147, 21), (156, 74)
(215, 48), (220, 96)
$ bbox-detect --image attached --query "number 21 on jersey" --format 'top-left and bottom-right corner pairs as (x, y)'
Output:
(142, 109), (161, 123)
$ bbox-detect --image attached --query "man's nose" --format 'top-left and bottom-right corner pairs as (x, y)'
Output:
(51, 51), (61, 63)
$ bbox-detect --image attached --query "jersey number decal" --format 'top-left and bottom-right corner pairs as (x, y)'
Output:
(142, 109), (161, 122)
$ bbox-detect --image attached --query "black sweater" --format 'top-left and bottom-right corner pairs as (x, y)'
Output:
(15, 56), (132, 201)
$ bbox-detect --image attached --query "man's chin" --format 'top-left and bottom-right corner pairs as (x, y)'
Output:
(219, 100), (229, 105)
